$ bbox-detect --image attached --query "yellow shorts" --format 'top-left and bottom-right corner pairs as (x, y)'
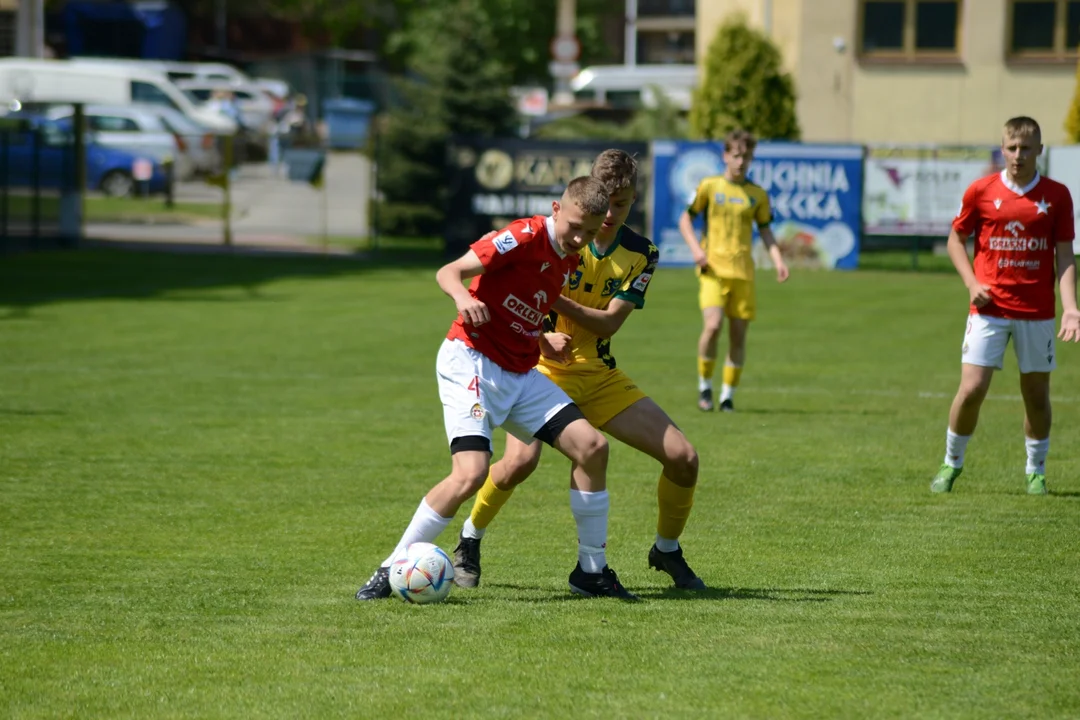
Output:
(537, 363), (648, 429)
(698, 273), (755, 320)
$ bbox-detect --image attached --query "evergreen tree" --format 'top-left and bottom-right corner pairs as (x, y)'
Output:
(689, 14), (800, 141)
(1066, 56), (1080, 143)
(374, 0), (516, 238)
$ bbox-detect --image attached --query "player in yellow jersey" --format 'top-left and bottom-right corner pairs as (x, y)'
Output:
(452, 149), (705, 591)
(679, 129), (790, 412)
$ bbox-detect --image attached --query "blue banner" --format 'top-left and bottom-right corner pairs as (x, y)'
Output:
(650, 141), (865, 270)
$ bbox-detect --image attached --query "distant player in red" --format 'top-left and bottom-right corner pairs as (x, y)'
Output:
(356, 177), (637, 600)
(931, 116), (1079, 495)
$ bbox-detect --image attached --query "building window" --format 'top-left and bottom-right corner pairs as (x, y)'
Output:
(859, 0), (962, 58)
(637, 30), (696, 64)
(1008, 0), (1080, 58)
(637, 0), (695, 17)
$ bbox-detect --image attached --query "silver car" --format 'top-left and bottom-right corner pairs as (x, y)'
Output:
(134, 104), (222, 176)
(46, 104), (195, 181)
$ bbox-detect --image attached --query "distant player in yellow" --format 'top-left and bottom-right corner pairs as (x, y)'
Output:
(452, 149), (705, 591)
(679, 129), (790, 412)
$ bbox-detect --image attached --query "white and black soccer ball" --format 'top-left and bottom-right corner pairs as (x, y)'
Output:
(388, 542), (455, 604)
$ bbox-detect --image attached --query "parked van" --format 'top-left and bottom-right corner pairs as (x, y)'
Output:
(570, 64), (698, 110)
(71, 57), (291, 101)
(0, 59), (237, 133)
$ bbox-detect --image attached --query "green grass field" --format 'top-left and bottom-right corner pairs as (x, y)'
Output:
(2, 249), (1079, 718)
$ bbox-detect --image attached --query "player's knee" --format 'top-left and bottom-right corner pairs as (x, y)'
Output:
(578, 429), (609, 467)
(664, 438), (698, 486)
(501, 453), (541, 488)
(958, 380), (990, 404)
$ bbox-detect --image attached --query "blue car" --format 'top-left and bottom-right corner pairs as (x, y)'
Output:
(2, 114), (168, 197)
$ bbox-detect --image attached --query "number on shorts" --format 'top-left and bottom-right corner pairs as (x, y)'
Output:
(467, 376), (480, 398)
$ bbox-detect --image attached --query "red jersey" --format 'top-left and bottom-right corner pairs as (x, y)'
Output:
(953, 171), (1075, 320)
(446, 215), (578, 373)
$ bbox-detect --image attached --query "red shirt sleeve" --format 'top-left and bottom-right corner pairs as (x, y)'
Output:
(470, 218), (540, 273)
(952, 181), (981, 237)
(1054, 185), (1075, 244)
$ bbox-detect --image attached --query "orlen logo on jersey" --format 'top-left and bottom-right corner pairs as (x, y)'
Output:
(988, 220), (1047, 251)
(502, 294), (544, 326)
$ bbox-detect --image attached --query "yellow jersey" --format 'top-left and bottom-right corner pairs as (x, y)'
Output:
(687, 176), (772, 281)
(540, 225), (659, 371)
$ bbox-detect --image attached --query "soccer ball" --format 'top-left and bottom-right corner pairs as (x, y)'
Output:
(388, 542), (455, 604)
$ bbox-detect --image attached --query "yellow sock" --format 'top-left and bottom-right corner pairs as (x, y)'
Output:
(722, 364), (743, 387)
(698, 358), (716, 381)
(657, 474), (696, 541)
(468, 474), (515, 531)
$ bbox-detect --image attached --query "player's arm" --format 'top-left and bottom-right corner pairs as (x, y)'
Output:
(551, 296), (636, 338)
(435, 250), (489, 326)
(1056, 242), (1079, 342)
(758, 225), (789, 283)
(679, 182), (710, 269)
(949, 185), (991, 308)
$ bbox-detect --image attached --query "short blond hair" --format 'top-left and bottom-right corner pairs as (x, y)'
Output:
(563, 176), (609, 216)
(591, 149), (638, 193)
(1004, 116), (1041, 142)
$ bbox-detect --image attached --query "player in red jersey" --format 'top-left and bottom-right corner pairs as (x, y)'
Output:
(931, 117), (1079, 495)
(356, 177), (637, 600)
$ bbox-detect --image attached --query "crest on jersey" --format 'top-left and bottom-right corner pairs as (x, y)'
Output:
(470, 403), (485, 420)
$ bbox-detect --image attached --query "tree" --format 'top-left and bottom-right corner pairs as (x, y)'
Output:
(1066, 55), (1080, 143)
(689, 13), (800, 141)
(374, 0), (517, 238)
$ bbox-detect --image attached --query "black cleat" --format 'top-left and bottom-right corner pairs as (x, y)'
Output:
(719, 398), (734, 413)
(355, 566), (391, 600)
(698, 388), (714, 412)
(648, 544), (706, 590)
(452, 534), (482, 588)
(568, 563), (639, 600)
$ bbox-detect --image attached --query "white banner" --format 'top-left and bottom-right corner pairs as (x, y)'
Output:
(863, 146), (1002, 236)
(1047, 145), (1080, 254)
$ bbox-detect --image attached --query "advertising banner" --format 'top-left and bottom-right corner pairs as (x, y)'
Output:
(1047, 145), (1080, 254)
(650, 141), (864, 269)
(445, 138), (648, 255)
(863, 146), (1048, 236)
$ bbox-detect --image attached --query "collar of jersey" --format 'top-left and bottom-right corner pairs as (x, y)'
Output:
(999, 169), (1041, 196)
(590, 226), (624, 259)
(545, 215), (566, 257)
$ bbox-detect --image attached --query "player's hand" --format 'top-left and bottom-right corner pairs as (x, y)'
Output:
(457, 296), (490, 326)
(692, 248), (709, 270)
(1059, 308), (1080, 342)
(775, 261), (790, 283)
(540, 332), (572, 364)
(967, 282), (992, 308)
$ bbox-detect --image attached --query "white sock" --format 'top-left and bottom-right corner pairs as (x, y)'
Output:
(1025, 436), (1049, 475)
(380, 499), (452, 567)
(570, 489), (608, 574)
(944, 429), (970, 469)
(461, 517), (485, 540)
(698, 376), (712, 392)
(719, 384), (735, 403)
(654, 534), (679, 553)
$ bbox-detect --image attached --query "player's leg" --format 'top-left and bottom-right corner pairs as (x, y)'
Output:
(719, 280), (755, 412)
(454, 435), (543, 588)
(601, 396), (705, 589)
(356, 339), (503, 600)
(931, 315), (1007, 493)
(1014, 319), (1056, 495)
(697, 274), (724, 411)
(1019, 372), (1051, 495)
(505, 371), (635, 599)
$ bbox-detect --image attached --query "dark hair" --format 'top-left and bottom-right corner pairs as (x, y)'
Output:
(591, 149), (638, 193)
(564, 176), (610, 216)
(724, 129), (757, 153)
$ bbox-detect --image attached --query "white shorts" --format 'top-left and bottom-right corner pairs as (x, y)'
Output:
(436, 338), (573, 449)
(961, 314), (1056, 373)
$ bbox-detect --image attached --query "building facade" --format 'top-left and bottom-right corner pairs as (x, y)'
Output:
(697, 0), (1079, 145)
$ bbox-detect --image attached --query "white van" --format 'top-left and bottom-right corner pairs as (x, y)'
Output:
(570, 64), (698, 110)
(71, 57), (291, 100)
(0, 59), (237, 133)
